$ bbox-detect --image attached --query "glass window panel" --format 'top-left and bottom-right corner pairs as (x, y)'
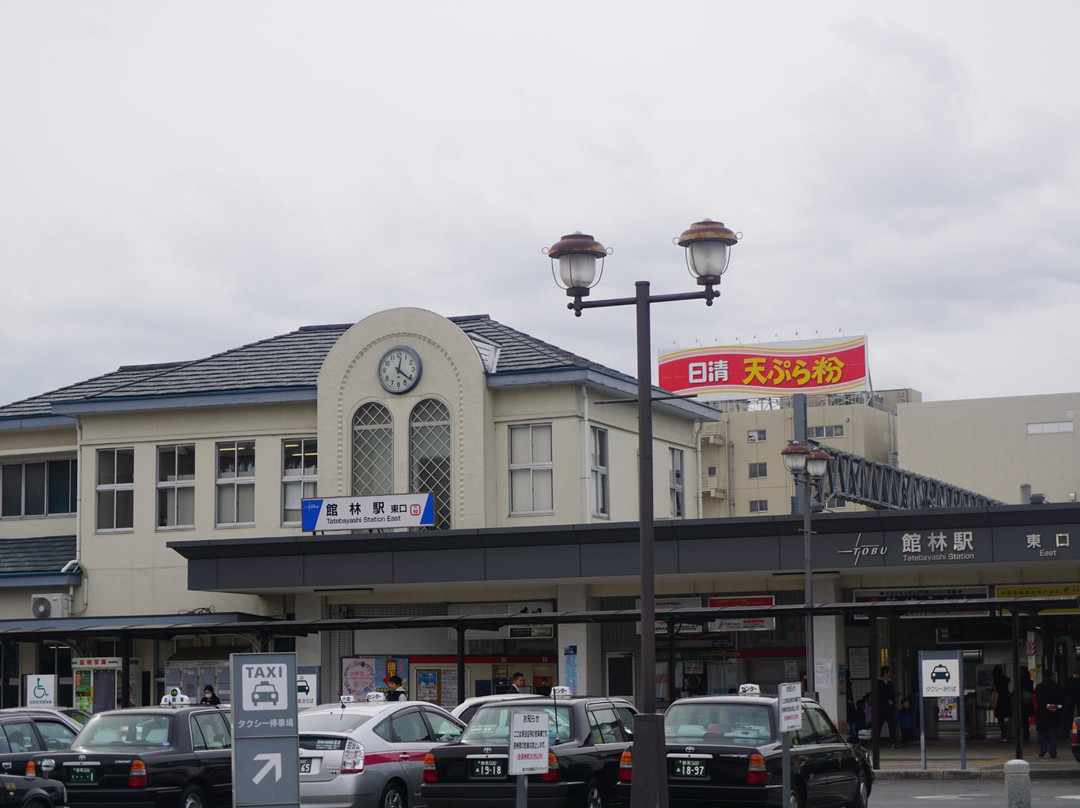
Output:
(23, 463), (45, 515)
(509, 426), (530, 463)
(158, 447), (177, 482)
(176, 445), (195, 480)
(236, 483), (255, 523)
(158, 489), (174, 527)
(533, 425), (552, 463)
(116, 489), (134, 529)
(217, 485), (235, 524)
(48, 460), (74, 514)
(177, 487), (194, 527)
(97, 491), (114, 530)
(116, 449), (134, 485)
(98, 450), (116, 485)
(533, 469), (553, 511)
(1, 466), (20, 516)
(237, 442), (255, 477)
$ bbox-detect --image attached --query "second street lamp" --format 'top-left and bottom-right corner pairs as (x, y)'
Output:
(780, 439), (831, 700)
(547, 219), (738, 808)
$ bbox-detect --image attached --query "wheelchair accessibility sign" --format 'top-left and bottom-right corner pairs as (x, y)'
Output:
(25, 675), (55, 707)
(241, 662), (290, 711)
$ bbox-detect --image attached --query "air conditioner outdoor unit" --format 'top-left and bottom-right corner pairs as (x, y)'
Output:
(30, 593), (70, 620)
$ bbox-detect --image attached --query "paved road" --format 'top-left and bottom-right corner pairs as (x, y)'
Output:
(871, 778), (1080, 806)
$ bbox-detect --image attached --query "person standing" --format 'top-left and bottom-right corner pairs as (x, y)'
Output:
(511, 672), (526, 693)
(1034, 670), (1066, 757)
(1018, 668), (1035, 741)
(385, 675), (408, 701)
(992, 664), (1012, 741)
(877, 666), (900, 748)
(201, 685), (221, 706)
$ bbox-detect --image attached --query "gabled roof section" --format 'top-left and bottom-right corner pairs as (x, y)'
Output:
(1, 314), (720, 422)
(451, 314), (626, 379)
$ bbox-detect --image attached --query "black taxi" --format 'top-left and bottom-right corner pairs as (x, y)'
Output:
(616, 686), (872, 808)
(422, 691), (636, 808)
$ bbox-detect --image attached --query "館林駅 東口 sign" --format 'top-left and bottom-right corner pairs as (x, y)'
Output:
(658, 337), (868, 399)
(302, 493), (434, 532)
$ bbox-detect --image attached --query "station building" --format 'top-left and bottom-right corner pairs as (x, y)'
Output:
(1, 308), (1078, 727)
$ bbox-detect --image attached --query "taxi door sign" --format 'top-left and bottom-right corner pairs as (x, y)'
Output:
(509, 711), (549, 775)
(778, 682), (802, 733)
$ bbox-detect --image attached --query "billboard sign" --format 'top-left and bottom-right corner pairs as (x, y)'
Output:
(302, 493), (434, 531)
(658, 337), (868, 398)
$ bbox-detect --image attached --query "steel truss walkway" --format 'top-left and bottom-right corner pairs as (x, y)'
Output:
(816, 443), (1006, 510)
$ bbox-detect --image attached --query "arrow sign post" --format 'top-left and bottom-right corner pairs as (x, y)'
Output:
(231, 653), (300, 808)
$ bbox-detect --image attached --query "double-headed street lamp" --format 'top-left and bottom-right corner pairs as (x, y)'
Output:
(780, 439), (831, 699)
(547, 219), (738, 808)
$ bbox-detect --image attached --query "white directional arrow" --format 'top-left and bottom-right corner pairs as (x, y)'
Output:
(252, 752), (282, 785)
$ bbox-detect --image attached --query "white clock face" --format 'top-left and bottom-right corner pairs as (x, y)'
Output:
(378, 347), (422, 394)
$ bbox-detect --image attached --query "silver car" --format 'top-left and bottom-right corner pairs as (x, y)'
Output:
(299, 696), (465, 808)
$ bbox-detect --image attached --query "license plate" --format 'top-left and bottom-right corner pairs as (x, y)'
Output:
(68, 767), (96, 784)
(671, 758), (708, 778)
(471, 759), (505, 778)
(299, 758), (313, 774)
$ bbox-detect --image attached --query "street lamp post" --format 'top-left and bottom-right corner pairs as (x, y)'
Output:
(547, 219), (738, 808)
(780, 440), (831, 699)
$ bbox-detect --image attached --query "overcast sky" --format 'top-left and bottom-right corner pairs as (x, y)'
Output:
(3, 1), (1078, 407)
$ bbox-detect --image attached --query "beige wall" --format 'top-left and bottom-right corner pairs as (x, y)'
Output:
(899, 392), (1080, 504)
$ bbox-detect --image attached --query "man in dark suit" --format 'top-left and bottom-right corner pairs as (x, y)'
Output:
(876, 666), (899, 748)
(511, 672), (526, 693)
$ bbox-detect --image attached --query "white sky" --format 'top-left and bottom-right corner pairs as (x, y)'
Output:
(2, 1), (1079, 406)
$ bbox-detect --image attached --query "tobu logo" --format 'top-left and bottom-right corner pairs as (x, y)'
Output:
(837, 534), (887, 567)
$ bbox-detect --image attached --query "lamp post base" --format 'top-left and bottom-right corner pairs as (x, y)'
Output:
(629, 713), (669, 808)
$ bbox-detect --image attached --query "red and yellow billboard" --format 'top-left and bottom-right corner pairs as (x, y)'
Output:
(658, 337), (868, 398)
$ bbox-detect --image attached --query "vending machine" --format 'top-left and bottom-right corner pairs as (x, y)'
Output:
(72, 658), (142, 713)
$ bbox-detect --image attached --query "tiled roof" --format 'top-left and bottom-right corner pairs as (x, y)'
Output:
(0, 315), (631, 419)
(0, 536), (77, 574)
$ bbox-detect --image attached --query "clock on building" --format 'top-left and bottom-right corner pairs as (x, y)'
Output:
(377, 346), (423, 394)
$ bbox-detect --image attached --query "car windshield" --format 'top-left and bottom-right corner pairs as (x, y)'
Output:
(77, 714), (172, 747)
(665, 703), (775, 746)
(298, 711), (375, 733)
(461, 704), (574, 745)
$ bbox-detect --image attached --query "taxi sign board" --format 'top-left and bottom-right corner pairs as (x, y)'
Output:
(231, 652), (299, 808)
(509, 711), (549, 775)
(921, 656), (960, 698)
(778, 682), (802, 733)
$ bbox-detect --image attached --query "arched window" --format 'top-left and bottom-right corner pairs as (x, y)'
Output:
(410, 399), (452, 530)
(352, 403), (393, 496)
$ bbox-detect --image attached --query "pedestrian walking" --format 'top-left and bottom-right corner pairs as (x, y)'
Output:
(1034, 670), (1066, 757)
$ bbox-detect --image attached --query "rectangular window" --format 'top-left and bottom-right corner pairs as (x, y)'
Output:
(747, 429), (767, 443)
(748, 462), (768, 479)
(591, 427), (610, 518)
(807, 425), (845, 438)
(157, 445), (195, 529)
(216, 441), (256, 527)
(509, 424), (553, 515)
(282, 438), (318, 525)
(669, 448), (685, 519)
(1, 459), (77, 517)
(1027, 421), (1074, 435)
(749, 499), (768, 513)
(96, 448), (134, 531)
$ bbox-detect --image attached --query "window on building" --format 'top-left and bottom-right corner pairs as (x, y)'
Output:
(749, 499), (768, 513)
(216, 441), (255, 527)
(591, 427), (610, 518)
(282, 438), (317, 526)
(352, 403), (393, 496)
(669, 448), (685, 519)
(1027, 421), (1074, 435)
(96, 448), (134, 531)
(748, 462), (768, 479)
(706, 465), (718, 477)
(747, 429), (767, 443)
(157, 445), (195, 529)
(509, 424), (553, 515)
(807, 425), (845, 438)
(1, 459), (77, 518)
(410, 399), (452, 531)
